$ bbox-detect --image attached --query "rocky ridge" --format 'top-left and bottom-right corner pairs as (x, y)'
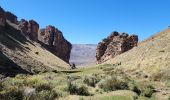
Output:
(0, 6), (71, 63)
(96, 31), (138, 63)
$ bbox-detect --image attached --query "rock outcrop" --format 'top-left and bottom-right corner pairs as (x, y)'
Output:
(39, 25), (72, 63)
(0, 7), (6, 27)
(96, 31), (138, 64)
(18, 19), (39, 41)
(0, 6), (72, 64)
(5, 11), (18, 24)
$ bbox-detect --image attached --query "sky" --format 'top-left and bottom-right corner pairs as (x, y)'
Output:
(0, 0), (170, 44)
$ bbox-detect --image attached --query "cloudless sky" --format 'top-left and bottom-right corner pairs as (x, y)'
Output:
(1, 0), (170, 44)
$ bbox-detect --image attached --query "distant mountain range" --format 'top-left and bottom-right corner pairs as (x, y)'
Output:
(70, 44), (97, 66)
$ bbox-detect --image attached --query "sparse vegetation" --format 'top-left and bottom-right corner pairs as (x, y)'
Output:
(98, 76), (128, 92)
(68, 80), (91, 96)
(83, 74), (100, 87)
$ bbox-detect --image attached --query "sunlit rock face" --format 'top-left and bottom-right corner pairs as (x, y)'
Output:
(39, 25), (72, 63)
(96, 31), (138, 64)
(18, 19), (39, 41)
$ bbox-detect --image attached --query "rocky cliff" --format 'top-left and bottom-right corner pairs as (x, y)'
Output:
(0, 6), (72, 76)
(96, 31), (138, 63)
(5, 11), (18, 24)
(0, 7), (6, 27)
(18, 19), (39, 41)
(0, 6), (72, 63)
(38, 25), (72, 63)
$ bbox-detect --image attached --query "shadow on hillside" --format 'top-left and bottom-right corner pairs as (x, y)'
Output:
(38, 40), (55, 52)
(0, 24), (35, 53)
(0, 51), (31, 77)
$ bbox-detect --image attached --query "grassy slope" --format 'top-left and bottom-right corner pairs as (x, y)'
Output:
(104, 28), (170, 75)
(0, 21), (69, 75)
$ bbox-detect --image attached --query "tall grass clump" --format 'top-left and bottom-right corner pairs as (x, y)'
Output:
(68, 80), (91, 96)
(98, 76), (128, 92)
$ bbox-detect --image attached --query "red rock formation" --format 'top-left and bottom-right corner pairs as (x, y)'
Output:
(0, 6), (72, 64)
(5, 11), (18, 24)
(96, 31), (138, 64)
(27, 20), (39, 41)
(0, 7), (6, 27)
(39, 25), (72, 63)
(18, 19), (39, 41)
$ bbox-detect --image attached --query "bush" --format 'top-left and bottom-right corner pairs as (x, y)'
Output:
(128, 81), (141, 95)
(83, 75), (100, 87)
(0, 87), (24, 100)
(142, 85), (155, 98)
(25, 90), (59, 100)
(0, 83), (4, 91)
(98, 76), (128, 92)
(35, 83), (53, 92)
(68, 81), (91, 96)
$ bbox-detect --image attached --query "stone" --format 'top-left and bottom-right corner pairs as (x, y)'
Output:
(18, 19), (39, 41)
(38, 25), (72, 63)
(18, 19), (28, 35)
(0, 6), (6, 27)
(5, 11), (18, 24)
(27, 20), (39, 41)
(96, 31), (138, 63)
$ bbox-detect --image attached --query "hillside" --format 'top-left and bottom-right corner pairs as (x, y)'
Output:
(0, 21), (70, 77)
(105, 27), (170, 75)
(70, 44), (97, 66)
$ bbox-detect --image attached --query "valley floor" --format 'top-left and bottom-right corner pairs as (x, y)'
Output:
(0, 64), (170, 100)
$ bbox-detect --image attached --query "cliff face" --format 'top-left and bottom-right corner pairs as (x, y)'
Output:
(0, 6), (72, 64)
(96, 31), (138, 64)
(39, 25), (72, 63)
(18, 19), (39, 41)
(0, 7), (6, 27)
(5, 11), (18, 24)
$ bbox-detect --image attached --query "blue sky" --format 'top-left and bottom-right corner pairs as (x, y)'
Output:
(1, 0), (170, 44)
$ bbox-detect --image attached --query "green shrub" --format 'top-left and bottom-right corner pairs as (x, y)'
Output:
(24, 89), (62, 100)
(128, 81), (141, 95)
(0, 87), (24, 100)
(98, 76), (128, 92)
(35, 83), (54, 92)
(95, 88), (104, 94)
(0, 82), (4, 91)
(68, 81), (91, 96)
(83, 75), (100, 87)
(141, 85), (155, 98)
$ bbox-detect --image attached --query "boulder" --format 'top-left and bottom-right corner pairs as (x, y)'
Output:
(96, 31), (138, 63)
(38, 25), (72, 63)
(5, 11), (18, 24)
(0, 7), (6, 27)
